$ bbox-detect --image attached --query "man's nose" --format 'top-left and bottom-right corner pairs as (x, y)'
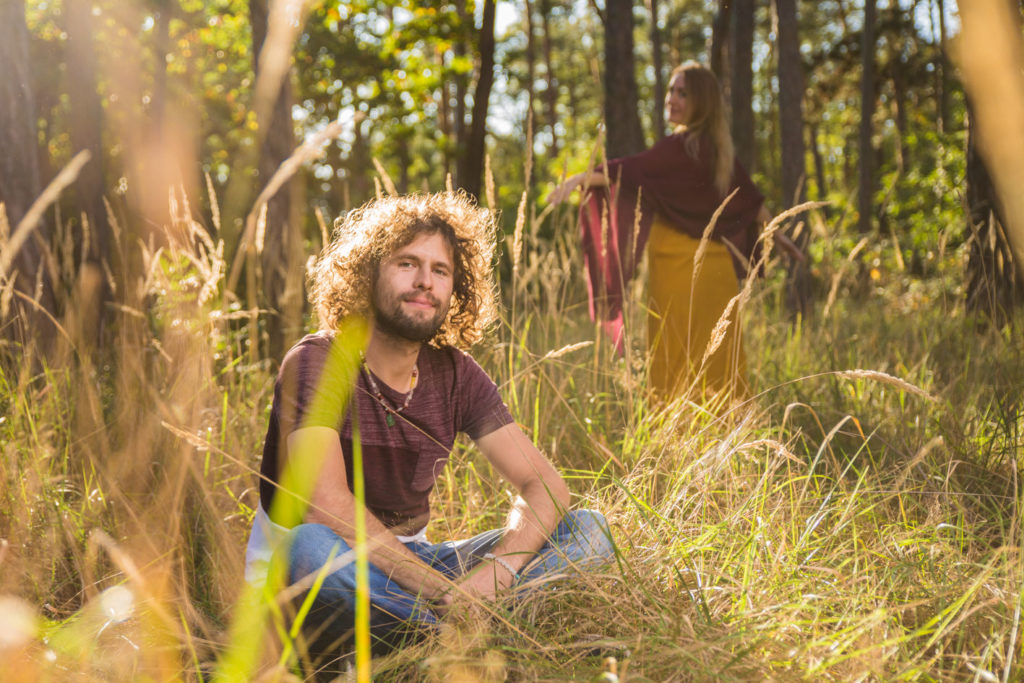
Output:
(413, 264), (433, 289)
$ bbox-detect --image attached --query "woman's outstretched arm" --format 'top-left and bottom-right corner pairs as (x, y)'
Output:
(759, 206), (807, 263)
(547, 170), (610, 205)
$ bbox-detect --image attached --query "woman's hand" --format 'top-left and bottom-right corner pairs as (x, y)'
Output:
(547, 177), (580, 206)
(774, 232), (807, 264)
(758, 206), (807, 264)
(547, 171), (610, 205)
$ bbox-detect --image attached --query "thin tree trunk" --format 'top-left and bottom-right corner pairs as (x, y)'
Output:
(773, 0), (810, 318)
(539, 0), (560, 156)
(524, 0), (538, 188)
(937, 0), (950, 131)
(456, 0), (496, 199)
(965, 107), (1021, 322)
(710, 0), (733, 84)
(66, 0), (111, 348)
(957, 0), (1024, 311)
(892, 56), (908, 171)
(731, 0), (755, 170)
(250, 0), (298, 360)
(151, 0), (172, 139)
(0, 0), (57, 349)
(438, 47), (453, 179)
(647, 0), (666, 135)
(604, 0), (646, 158)
(858, 0), (878, 233)
(773, 0), (806, 207)
(454, 0), (469, 156)
(809, 121), (828, 201)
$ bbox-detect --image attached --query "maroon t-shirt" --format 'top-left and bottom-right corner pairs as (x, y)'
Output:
(259, 331), (514, 533)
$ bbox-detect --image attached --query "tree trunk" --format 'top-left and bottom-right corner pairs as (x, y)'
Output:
(454, 0), (469, 150)
(710, 0), (732, 84)
(809, 121), (828, 201)
(773, 0), (806, 207)
(250, 0), (298, 360)
(66, 0), (110, 346)
(456, 0), (496, 200)
(936, 0), (950, 131)
(0, 0), (57, 349)
(151, 0), (172, 138)
(524, 0), (538, 187)
(731, 0), (755, 170)
(892, 54), (908, 171)
(858, 0), (878, 233)
(965, 108), (1022, 323)
(539, 0), (560, 156)
(604, 0), (647, 158)
(438, 48), (453, 179)
(647, 0), (666, 135)
(773, 0), (810, 318)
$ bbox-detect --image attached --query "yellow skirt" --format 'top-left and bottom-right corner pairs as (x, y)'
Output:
(647, 216), (748, 403)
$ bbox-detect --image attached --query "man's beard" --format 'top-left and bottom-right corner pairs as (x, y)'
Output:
(372, 287), (450, 343)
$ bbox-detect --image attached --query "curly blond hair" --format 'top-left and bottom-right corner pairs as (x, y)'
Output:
(310, 191), (499, 348)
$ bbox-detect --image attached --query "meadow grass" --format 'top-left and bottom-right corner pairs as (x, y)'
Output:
(0, 183), (1022, 682)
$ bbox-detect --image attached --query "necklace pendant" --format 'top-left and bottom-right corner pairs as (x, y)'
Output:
(386, 412), (395, 427)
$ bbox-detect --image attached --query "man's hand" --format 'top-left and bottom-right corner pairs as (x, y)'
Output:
(454, 557), (518, 603)
(428, 589), (455, 616)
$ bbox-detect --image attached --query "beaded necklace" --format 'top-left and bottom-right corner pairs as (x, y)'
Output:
(361, 359), (418, 427)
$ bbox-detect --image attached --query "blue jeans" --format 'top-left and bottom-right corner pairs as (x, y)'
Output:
(282, 509), (614, 655)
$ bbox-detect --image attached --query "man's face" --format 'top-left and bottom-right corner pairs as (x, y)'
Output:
(372, 231), (455, 343)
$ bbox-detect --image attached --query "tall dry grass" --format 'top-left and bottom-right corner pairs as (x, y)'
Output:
(1, 142), (1022, 682)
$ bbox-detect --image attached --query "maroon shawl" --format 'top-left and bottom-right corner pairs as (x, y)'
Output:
(579, 131), (765, 352)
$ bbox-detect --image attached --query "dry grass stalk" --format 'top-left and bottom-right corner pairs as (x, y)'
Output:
(513, 190), (527, 279)
(0, 269), (15, 319)
(834, 369), (936, 401)
(372, 157), (398, 197)
(701, 200), (829, 370)
(600, 203), (610, 270)
(0, 202), (9, 242)
(699, 293), (739, 369)
(523, 110), (534, 191)
(823, 235), (870, 319)
(314, 206), (329, 251)
(541, 341), (594, 360)
(484, 156), (496, 210)
(0, 150), (91, 281)
(691, 187), (739, 287)
(226, 121), (344, 291)
(205, 171), (222, 234)
(254, 203), (268, 255)
(630, 188), (644, 264)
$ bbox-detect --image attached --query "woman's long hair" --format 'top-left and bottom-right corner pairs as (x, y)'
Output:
(671, 61), (735, 196)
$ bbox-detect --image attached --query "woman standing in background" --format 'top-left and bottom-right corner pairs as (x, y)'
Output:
(551, 61), (799, 404)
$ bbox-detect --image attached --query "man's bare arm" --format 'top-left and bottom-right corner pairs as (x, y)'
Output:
(457, 423), (571, 599)
(285, 426), (453, 603)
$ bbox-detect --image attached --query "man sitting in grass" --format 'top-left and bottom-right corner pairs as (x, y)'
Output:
(244, 191), (613, 657)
